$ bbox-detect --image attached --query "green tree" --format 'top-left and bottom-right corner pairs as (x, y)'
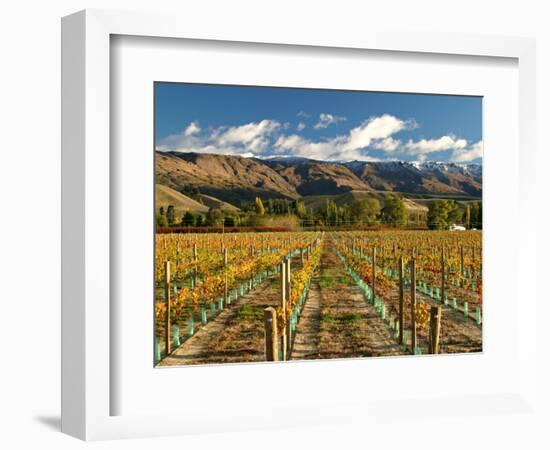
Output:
(447, 201), (463, 225)
(427, 201), (449, 230)
(325, 199), (339, 226)
(181, 211), (195, 227)
(195, 214), (205, 227)
(470, 201), (482, 229)
(381, 196), (408, 227)
(427, 200), (464, 230)
(340, 204), (351, 225)
(206, 208), (224, 227)
(305, 208), (315, 229)
(156, 213), (168, 227)
(284, 199), (291, 214)
(255, 196), (265, 215)
(350, 198), (381, 225)
(166, 205), (176, 226)
(294, 200), (307, 219)
(224, 216), (236, 227)
(239, 200), (254, 213)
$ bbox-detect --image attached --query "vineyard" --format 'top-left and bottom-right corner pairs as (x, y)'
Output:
(154, 230), (482, 366)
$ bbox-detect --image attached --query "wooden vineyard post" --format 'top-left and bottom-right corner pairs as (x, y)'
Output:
(176, 243), (180, 278)
(429, 305), (442, 354)
(410, 258), (417, 351)
(249, 244), (254, 289)
(223, 248), (228, 306)
(372, 247), (377, 303)
(285, 257), (292, 357)
(398, 255), (404, 345)
(460, 245), (464, 286)
(440, 246), (445, 303)
(164, 260), (171, 355)
(264, 307), (278, 361)
(193, 243), (198, 288)
(280, 261), (287, 361)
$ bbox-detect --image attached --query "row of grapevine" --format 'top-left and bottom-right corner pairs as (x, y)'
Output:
(333, 230), (482, 354)
(155, 232), (323, 363)
(264, 237), (323, 361)
(334, 231), (482, 313)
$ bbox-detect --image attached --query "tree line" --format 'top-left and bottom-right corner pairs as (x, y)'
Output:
(156, 196), (482, 230)
(427, 199), (482, 230)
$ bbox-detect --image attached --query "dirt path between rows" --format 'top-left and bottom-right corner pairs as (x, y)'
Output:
(158, 277), (280, 366)
(290, 282), (321, 360)
(291, 239), (405, 360)
(365, 278), (482, 355)
(417, 291), (482, 353)
(160, 255), (304, 366)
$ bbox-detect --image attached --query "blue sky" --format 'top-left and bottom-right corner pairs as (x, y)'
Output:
(155, 82), (482, 164)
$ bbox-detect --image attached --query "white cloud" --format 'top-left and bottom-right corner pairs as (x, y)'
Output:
(273, 114), (415, 161)
(184, 121), (201, 136)
(371, 137), (401, 152)
(449, 140), (483, 162)
(297, 111), (310, 118)
(157, 114), (481, 164)
(274, 134), (352, 160)
(157, 119), (280, 157)
(404, 135), (467, 154)
(341, 114), (415, 151)
(314, 113), (347, 129)
(217, 119), (279, 145)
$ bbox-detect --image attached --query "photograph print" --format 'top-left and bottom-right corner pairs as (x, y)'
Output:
(154, 83), (482, 367)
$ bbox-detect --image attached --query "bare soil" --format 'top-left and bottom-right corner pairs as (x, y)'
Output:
(292, 239), (405, 360)
(158, 277), (280, 366)
(159, 254), (304, 366)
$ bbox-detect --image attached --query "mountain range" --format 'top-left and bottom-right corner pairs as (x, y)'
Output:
(156, 151), (482, 212)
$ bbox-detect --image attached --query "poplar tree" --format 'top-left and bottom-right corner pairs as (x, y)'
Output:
(255, 196), (266, 215)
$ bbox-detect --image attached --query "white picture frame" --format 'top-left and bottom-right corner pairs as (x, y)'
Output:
(61, 9), (537, 441)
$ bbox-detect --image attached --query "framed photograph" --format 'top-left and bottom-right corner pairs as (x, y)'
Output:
(62, 9), (537, 440)
(152, 82), (483, 368)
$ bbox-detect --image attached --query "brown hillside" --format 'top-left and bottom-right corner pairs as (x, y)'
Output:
(156, 152), (300, 205)
(195, 193), (240, 212)
(155, 184), (209, 215)
(346, 161), (481, 197)
(264, 160), (373, 196)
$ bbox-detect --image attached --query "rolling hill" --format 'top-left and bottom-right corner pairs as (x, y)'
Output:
(155, 152), (482, 212)
(195, 193), (241, 212)
(155, 184), (209, 215)
(156, 151), (300, 206)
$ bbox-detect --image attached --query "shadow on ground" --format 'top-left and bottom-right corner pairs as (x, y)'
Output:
(34, 415), (61, 431)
